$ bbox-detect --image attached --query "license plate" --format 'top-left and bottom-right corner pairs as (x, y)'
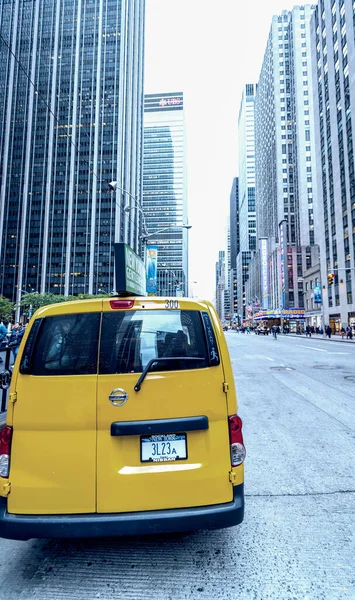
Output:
(140, 433), (187, 463)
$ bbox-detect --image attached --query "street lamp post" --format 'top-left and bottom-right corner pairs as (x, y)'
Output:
(139, 224), (192, 242)
(164, 269), (183, 296)
(108, 181), (147, 250)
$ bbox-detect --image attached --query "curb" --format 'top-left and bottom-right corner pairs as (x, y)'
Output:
(284, 334), (355, 344)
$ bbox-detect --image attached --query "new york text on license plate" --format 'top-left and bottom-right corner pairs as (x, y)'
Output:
(141, 433), (187, 463)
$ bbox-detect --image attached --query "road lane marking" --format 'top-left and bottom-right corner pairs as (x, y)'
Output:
(243, 353), (275, 361)
(252, 354), (275, 361)
(297, 345), (328, 352)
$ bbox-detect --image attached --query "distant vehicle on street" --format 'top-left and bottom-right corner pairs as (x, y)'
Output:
(255, 326), (269, 335)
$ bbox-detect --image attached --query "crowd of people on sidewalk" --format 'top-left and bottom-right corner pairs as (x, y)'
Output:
(0, 321), (26, 364)
(225, 322), (355, 340)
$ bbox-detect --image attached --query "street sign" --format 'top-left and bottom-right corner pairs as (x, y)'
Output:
(114, 243), (146, 296)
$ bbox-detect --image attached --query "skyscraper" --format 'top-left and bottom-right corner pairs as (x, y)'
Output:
(229, 177), (240, 272)
(215, 250), (226, 321)
(254, 5), (317, 313)
(229, 177), (239, 320)
(143, 92), (188, 297)
(311, 0), (355, 331)
(236, 83), (257, 319)
(0, 0), (145, 303)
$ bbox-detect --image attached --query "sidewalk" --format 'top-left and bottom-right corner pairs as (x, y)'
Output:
(285, 333), (355, 344)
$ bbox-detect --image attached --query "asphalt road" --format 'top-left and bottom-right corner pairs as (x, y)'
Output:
(0, 333), (354, 599)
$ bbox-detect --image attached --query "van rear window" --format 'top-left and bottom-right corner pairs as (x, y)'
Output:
(30, 313), (100, 376)
(99, 310), (209, 374)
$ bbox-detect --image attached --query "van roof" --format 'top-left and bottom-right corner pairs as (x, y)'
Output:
(33, 297), (213, 319)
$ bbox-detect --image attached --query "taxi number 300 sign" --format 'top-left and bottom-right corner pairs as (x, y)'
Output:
(165, 299), (179, 309)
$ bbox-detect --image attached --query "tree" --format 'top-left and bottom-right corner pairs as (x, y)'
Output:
(19, 293), (64, 312)
(0, 295), (15, 321)
(19, 292), (111, 316)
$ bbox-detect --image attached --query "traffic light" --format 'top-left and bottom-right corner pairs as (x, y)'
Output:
(328, 273), (335, 285)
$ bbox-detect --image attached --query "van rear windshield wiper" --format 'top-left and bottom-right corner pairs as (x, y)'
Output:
(134, 357), (206, 392)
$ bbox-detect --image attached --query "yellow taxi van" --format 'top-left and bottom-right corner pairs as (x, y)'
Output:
(0, 296), (245, 540)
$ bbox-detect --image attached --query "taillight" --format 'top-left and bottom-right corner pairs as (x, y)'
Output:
(109, 299), (134, 310)
(228, 415), (246, 467)
(0, 426), (13, 478)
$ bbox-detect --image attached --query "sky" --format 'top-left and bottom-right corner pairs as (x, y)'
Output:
(145, 0), (307, 301)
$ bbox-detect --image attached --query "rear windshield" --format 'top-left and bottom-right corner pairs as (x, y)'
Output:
(30, 313), (100, 376)
(21, 309), (219, 376)
(99, 310), (209, 374)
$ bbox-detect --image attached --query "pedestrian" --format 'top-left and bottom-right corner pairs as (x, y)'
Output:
(0, 320), (8, 364)
(271, 325), (277, 339)
(7, 322), (25, 362)
(346, 326), (353, 340)
(326, 325), (332, 339)
(306, 325), (311, 337)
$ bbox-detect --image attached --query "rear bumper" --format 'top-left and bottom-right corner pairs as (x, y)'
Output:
(0, 484), (244, 540)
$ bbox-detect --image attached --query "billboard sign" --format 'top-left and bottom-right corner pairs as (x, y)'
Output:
(146, 245), (158, 294)
(313, 285), (322, 304)
(114, 243), (146, 296)
(254, 308), (305, 320)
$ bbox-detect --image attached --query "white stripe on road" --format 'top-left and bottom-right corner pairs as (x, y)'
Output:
(297, 345), (328, 352)
(243, 353), (274, 361)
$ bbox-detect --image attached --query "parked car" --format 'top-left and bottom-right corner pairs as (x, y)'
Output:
(0, 296), (245, 540)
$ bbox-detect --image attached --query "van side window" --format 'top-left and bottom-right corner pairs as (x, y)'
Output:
(99, 310), (209, 374)
(30, 313), (100, 376)
(201, 312), (220, 366)
(19, 318), (43, 374)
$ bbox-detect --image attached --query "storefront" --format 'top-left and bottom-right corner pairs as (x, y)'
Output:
(254, 308), (306, 332)
(329, 313), (341, 334)
(305, 309), (323, 329)
(348, 312), (355, 328)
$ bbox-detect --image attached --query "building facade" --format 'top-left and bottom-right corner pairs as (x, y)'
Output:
(311, 0), (355, 332)
(215, 250), (226, 321)
(237, 83), (257, 319)
(255, 5), (317, 318)
(229, 177), (239, 319)
(0, 0), (145, 303)
(143, 92), (188, 297)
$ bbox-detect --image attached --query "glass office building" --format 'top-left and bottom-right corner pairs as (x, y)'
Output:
(143, 93), (188, 297)
(0, 0), (145, 303)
